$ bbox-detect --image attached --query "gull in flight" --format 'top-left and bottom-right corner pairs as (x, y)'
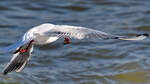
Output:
(2, 23), (148, 75)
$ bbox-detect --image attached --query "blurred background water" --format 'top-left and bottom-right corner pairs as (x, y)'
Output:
(0, 0), (150, 84)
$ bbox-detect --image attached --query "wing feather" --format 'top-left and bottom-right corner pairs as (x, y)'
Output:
(44, 25), (148, 40)
(3, 44), (33, 75)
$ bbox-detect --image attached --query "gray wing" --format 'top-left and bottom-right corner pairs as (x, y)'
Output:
(44, 25), (148, 40)
(3, 44), (34, 75)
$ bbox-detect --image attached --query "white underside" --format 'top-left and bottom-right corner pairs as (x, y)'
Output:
(119, 35), (147, 40)
(35, 36), (59, 45)
(45, 37), (59, 43)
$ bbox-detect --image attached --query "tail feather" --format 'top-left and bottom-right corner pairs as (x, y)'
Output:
(118, 33), (148, 40)
(3, 44), (33, 75)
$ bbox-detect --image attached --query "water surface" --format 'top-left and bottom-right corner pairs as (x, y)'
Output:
(0, 0), (150, 84)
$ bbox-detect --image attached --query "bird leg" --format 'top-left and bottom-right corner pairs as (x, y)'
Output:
(64, 37), (70, 44)
(13, 46), (22, 54)
(13, 40), (34, 54)
(25, 40), (34, 50)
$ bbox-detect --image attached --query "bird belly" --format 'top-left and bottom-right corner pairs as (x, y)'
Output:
(45, 37), (59, 43)
(35, 36), (59, 45)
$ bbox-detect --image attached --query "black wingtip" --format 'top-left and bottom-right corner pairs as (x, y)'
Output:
(3, 71), (8, 75)
(142, 33), (149, 37)
(136, 33), (149, 37)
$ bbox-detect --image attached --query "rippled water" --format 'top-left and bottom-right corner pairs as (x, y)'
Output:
(0, 0), (150, 84)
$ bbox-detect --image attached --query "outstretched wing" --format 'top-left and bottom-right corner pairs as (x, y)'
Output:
(3, 44), (34, 75)
(44, 25), (148, 40)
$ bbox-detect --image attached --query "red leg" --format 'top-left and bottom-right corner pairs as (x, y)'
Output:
(20, 40), (34, 54)
(64, 37), (70, 44)
(20, 48), (26, 53)
(13, 46), (22, 54)
(14, 40), (34, 54)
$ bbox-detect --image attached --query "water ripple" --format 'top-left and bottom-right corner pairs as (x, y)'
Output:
(0, 0), (150, 84)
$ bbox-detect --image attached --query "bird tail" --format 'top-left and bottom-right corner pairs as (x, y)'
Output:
(3, 45), (33, 75)
(117, 33), (148, 41)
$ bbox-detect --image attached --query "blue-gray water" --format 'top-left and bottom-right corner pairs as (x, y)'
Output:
(0, 0), (150, 84)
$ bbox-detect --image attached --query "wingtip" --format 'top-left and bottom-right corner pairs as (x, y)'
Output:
(3, 68), (9, 75)
(3, 71), (8, 75)
(143, 33), (149, 37)
(137, 33), (149, 37)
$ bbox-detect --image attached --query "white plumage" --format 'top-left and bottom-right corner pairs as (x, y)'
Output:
(2, 23), (148, 75)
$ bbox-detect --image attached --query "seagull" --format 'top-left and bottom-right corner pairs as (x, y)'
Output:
(2, 23), (148, 75)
